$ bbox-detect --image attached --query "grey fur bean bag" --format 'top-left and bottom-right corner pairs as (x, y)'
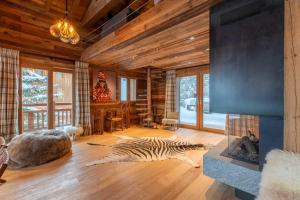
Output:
(8, 129), (71, 169)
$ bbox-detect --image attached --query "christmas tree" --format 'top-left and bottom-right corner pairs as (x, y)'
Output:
(93, 71), (112, 102)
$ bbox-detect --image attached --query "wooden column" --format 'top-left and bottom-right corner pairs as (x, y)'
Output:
(72, 71), (76, 126)
(284, 0), (300, 152)
(18, 66), (23, 133)
(48, 70), (54, 129)
(147, 67), (152, 118)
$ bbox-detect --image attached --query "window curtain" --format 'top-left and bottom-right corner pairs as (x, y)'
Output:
(0, 47), (19, 142)
(75, 61), (91, 136)
(164, 70), (176, 117)
(225, 114), (260, 138)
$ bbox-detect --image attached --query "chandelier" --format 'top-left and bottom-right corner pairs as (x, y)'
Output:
(49, 0), (80, 45)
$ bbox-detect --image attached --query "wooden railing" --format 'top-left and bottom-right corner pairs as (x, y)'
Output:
(23, 103), (72, 132)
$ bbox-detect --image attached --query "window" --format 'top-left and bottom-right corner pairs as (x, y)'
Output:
(53, 72), (73, 127)
(120, 77), (128, 101)
(22, 68), (48, 131)
(178, 75), (197, 126)
(21, 67), (74, 132)
(130, 79), (137, 101)
(202, 73), (226, 130)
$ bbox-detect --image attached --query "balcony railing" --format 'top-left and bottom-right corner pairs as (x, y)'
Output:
(23, 103), (72, 132)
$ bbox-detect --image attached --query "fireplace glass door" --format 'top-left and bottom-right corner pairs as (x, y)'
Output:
(226, 114), (260, 165)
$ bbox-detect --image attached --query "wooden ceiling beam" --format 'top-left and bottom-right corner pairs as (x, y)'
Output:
(81, 0), (220, 62)
(81, 0), (117, 27)
(85, 7), (210, 69)
(20, 53), (75, 70)
(0, 39), (77, 61)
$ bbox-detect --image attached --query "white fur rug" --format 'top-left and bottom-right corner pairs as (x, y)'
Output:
(257, 149), (300, 200)
(63, 126), (83, 141)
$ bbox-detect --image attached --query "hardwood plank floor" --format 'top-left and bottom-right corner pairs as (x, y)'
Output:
(0, 127), (238, 200)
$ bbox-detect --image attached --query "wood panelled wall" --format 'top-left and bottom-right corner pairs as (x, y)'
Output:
(284, 0), (300, 152)
(152, 70), (166, 119)
(20, 54), (75, 70)
(88, 67), (146, 101)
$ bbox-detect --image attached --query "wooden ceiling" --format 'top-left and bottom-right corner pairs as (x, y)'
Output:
(81, 0), (131, 27)
(0, 0), (220, 70)
(0, 0), (92, 60)
(0, 0), (138, 61)
(82, 0), (221, 70)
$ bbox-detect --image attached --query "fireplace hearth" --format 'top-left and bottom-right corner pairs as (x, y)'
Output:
(204, 139), (261, 197)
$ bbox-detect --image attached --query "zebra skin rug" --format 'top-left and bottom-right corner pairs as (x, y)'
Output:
(86, 135), (205, 168)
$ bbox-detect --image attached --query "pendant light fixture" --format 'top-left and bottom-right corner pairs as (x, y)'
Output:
(49, 0), (80, 45)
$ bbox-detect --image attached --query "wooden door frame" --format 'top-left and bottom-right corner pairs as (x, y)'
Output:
(176, 67), (202, 129)
(52, 70), (76, 127)
(176, 66), (224, 134)
(199, 68), (224, 134)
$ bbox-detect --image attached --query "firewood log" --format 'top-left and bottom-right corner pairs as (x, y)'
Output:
(241, 136), (258, 155)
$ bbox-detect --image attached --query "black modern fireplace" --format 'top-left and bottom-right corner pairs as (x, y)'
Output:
(210, 0), (284, 169)
(222, 114), (260, 165)
(222, 114), (283, 169)
(208, 0), (285, 199)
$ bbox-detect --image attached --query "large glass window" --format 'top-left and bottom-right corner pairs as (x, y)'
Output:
(130, 79), (137, 101)
(178, 75), (197, 126)
(121, 77), (128, 101)
(22, 68), (48, 131)
(203, 73), (226, 130)
(53, 72), (73, 127)
(21, 67), (74, 132)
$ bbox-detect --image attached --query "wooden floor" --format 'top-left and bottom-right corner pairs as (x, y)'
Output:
(0, 127), (238, 200)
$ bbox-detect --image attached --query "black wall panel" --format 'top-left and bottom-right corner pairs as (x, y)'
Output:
(210, 0), (284, 117)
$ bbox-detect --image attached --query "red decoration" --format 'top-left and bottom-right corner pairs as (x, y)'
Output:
(93, 71), (112, 102)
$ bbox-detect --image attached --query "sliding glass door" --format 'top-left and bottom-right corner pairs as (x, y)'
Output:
(53, 72), (73, 128)
(22, 68), (48, 131)
(177, 67), (226, 133)
(178, 75), (197, 127)
(202, 73), (226, 131)
(21, 67), (74, 132)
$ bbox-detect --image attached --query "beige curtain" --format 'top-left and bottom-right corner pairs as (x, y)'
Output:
(0, 47), (19, 142)
(225, 114), (260, 138)
(75, 61), (91, 135)
(164, 70), (176, 117)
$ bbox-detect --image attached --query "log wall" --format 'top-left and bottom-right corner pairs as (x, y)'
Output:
(284, 0), (300, 152)
(152, 70), (166, 122)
